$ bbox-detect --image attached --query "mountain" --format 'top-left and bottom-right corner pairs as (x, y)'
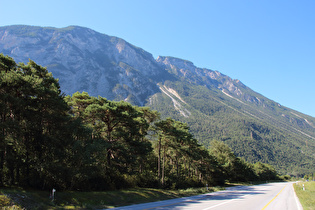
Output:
(0, 25), (171, 105)
(0, 25), (314, 175)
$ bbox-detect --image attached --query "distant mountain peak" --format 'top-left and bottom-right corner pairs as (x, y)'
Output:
(157, 56), (195, 72)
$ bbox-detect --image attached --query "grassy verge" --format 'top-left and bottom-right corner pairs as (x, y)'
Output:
(294, 181), (315, 210)
(0, 186), (225, 209)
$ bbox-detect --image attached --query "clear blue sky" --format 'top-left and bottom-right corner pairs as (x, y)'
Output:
(1, 0), (314, 117)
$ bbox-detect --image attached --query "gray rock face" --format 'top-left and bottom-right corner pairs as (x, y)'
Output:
(0, 25), (260, 105)
(156, 56), (249, 99)
(0, 25), (164, 105)
(0, 25), (266, 106)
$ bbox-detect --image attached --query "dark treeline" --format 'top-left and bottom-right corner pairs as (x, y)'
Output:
(0, 54), (281, 191)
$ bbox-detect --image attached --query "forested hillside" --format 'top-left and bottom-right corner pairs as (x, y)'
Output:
(149, 56), (315, 176)
(0, 55), (282, 190)
(149, 80), (315, 175)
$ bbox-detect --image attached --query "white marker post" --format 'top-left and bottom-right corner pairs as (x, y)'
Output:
(52, 188), (56, 200)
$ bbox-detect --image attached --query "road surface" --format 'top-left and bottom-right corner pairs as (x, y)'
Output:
(109, 182), (303, 210)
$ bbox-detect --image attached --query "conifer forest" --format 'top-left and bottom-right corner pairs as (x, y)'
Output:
(0, 54), (283, 191)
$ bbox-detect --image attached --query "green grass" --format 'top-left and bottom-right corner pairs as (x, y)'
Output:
(294, 181), (315, 210)
(0, 186), (225, 209)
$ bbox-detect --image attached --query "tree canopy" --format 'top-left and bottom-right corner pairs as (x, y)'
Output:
(0, 54), (284, 190)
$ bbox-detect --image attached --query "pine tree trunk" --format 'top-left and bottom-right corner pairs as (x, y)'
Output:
(107, 148), (111, 166)
(158, 137), (161, 180)
(26, 150), (30, 186)
(176, 157), (179, 177)
(0, 150), (4, 186)
(0, 114), (6, 186)
(162, 146), (165, 186)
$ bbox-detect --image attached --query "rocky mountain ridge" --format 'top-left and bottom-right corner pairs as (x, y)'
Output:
(0, 25), (168, 105)
(0, 25), (264, 107)
(0, 25), (314, 174)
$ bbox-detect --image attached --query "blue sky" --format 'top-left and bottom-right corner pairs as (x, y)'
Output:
(1, 0), (314, 117)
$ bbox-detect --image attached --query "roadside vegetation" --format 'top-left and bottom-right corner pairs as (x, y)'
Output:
(0, 186), (226, 209)
(1, 181), (292, 209)
(294, 181), (315, 210)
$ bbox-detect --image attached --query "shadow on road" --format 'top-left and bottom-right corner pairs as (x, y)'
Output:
(111, 184), (269, 210)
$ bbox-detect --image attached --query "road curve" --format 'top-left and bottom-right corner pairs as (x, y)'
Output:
(109, 182), (303, 210)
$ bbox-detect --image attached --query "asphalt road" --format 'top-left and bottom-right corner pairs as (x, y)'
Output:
(109, 182), (303, 210)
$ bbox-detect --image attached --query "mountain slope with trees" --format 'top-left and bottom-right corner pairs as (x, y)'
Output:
(0, 25), (314, 176)
(0, 54), (282, 190)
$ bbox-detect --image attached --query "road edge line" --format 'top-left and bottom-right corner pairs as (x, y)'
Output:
(292, 183), (302, 210)
(261, 185), (286, 210)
